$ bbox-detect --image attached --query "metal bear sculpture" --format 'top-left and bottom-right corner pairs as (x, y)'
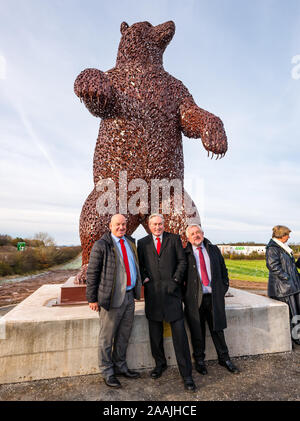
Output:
(74, 20), (227, 282)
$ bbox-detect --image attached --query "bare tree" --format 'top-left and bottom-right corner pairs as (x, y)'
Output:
(33, 232), (55, 247)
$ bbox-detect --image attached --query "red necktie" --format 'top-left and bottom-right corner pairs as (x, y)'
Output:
(120, 239), (131, 287)
(197, 246), (210, 287)
(156, 237), (161, 254)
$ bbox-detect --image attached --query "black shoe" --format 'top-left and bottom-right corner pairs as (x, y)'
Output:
(115, 369), (141, 379)
(104, 375), (122, 388)
(183, 377), (196, 392)
(150, 364), (167, 379)
(219, 359), (240, 374)
(195, 360), (208, 375)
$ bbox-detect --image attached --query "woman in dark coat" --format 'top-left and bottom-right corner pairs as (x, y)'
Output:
(266, 225), (300, 346)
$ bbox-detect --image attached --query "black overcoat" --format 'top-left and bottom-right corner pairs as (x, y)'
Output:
(266, 239), (300, 298)
(137, 231), (187, 322)
(183, 239), (229, 332)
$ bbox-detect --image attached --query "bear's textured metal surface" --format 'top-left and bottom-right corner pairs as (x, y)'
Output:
(74, 21), (228, 283)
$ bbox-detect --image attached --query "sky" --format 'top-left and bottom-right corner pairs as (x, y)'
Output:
(0, 0), (299, 245)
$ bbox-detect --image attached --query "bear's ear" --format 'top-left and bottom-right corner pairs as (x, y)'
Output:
(120, 22), (129, 35)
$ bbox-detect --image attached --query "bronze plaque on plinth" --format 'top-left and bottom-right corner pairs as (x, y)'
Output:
(58, 277), (87, 306)
(57, 277), (144, 306)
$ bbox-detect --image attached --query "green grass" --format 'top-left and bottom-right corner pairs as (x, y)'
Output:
(50, 253), (82, 270)
(225, 259), (269, 283)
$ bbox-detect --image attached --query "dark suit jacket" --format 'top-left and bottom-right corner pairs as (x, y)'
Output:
(183, 239), (229, 331)
(137, 231), (187, 322)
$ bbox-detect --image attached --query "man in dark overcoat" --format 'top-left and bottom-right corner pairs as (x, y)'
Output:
(184, 224), (239, 375)
(137, 214), (196, 391)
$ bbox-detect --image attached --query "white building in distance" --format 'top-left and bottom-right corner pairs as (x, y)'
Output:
(217, 245), (266, 255)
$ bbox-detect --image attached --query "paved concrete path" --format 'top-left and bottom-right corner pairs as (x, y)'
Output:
(0, 347), (299, 401)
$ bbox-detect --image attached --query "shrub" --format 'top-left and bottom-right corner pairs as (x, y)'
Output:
(0, 235), (12, 246)
(0, 246), (81, 276)
(0, 261), (13, 276)
(223, 251), (265, 260)
(10, 237), (25, 247)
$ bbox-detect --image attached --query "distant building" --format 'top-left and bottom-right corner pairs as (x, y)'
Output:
(217, 245), (266, 255)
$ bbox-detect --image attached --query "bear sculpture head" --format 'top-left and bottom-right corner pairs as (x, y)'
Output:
(116, 20), (175, 67)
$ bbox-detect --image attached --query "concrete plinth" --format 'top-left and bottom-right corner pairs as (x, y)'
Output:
(0, 285), (291, 384)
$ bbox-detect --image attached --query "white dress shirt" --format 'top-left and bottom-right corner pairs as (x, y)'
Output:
(143, 234), (163, 284)
(152, 234), (163, 250)
(192, 243), (212, 294)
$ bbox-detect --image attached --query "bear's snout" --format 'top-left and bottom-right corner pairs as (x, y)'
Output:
(155, 21), (175, 46)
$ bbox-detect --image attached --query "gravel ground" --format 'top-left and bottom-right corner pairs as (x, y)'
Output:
(0, 347), (299, 401)
(0, 269), (78, 307)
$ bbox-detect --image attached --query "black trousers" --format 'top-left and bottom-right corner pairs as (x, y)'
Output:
(273, 292), (300, 341)
(148, 318), (192, 378)
(194, 294), (229, 362)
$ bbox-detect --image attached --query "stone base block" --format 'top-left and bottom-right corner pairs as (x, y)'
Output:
(0, 285), (291, 384)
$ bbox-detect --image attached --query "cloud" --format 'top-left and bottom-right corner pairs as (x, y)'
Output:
(291, 54), (300, 80)
(0, 206), (80, 245)
(0, 55), (6, 79)
(15, 101), (63, 185)
(0, 1), (300, 246)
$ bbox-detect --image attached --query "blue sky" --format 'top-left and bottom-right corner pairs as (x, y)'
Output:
(0, 0), (299, 245)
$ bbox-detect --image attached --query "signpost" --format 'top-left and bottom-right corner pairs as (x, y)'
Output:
(17, 242), (26, 251)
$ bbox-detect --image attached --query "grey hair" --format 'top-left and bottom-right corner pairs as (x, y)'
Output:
(186, 224), (203, 238)
(148, 213), (165, 223)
